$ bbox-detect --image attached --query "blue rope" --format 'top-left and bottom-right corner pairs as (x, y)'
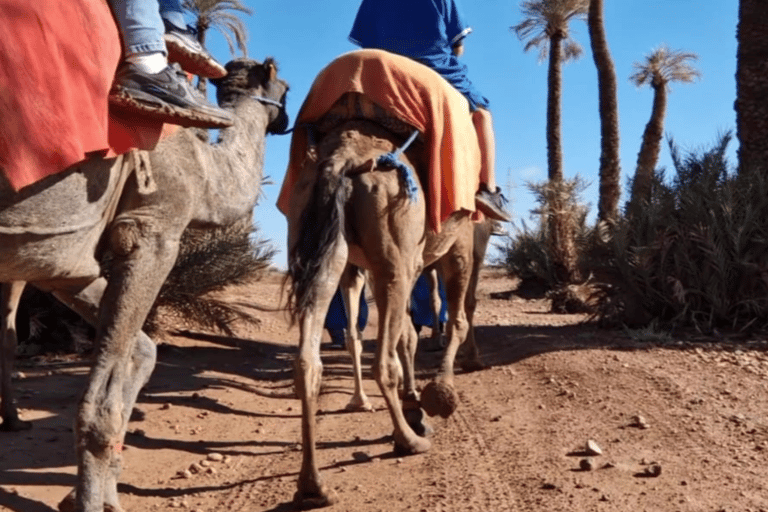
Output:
(376, 130), (420, 202)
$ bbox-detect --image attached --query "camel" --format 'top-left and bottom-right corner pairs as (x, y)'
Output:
(0, 58), (288, 512)
(285, 100), (478, 506)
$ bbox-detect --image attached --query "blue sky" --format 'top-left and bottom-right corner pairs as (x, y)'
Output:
(197, 1), (739, 268)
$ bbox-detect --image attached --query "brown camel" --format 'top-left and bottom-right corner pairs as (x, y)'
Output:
(0, 58), (288, 512)
(285, 94), (477, 507)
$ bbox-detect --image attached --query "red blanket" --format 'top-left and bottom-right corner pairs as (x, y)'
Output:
(0, 0), (171, 191)
(277, 49), (481, 232)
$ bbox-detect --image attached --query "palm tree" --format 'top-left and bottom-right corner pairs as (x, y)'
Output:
(182, 0), (252, 94)
(513, 0), (588, 284)
(587, 0), (620, 227)
(512, 0), (588, 183)
(736, 0), (768, 175)
(628, 45), (700, 216)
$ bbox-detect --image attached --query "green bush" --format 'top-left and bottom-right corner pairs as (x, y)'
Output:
(613, 132), (768, 332)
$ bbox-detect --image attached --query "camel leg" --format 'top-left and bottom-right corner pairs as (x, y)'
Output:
(371, 266), (431, 456)
(294, 243), (347, 509)
(340, 266), (372, 412)
(51, 224), (178, 512)
(421, 229), (473, 419)
(460, 221), (492, 373)
(49, 274), (158, 512)
(1, 281), (32, 431)
(397, 314), (433, 438)
(425, 267), (445, 348)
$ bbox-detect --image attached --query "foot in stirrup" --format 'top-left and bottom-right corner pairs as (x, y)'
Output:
(475, 184), (511, 222)
(109, 62), (234, 129)
(163, 20), (227, 79)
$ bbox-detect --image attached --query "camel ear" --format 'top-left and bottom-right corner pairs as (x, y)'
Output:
(266, 61), (277, 82)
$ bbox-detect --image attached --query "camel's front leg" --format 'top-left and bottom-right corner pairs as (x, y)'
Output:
(294, 244), (347, 509)
(340, 266), (372, 411)
(422, 234), (472, 419)
(64, 221), (177, 512)
(1, 281), (32, 431)
(373, 271), (430, 456)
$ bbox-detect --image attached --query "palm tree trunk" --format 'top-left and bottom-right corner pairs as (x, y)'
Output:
(736, 0), (768, 175)
(546, 33), (564, 183)
(630, 83), (667, 214)
(545, 33), (579, 283)
(196, 23), (208, 95)
(588, 0), (621, 225)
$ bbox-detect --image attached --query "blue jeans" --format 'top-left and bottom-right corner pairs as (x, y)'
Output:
(109, 0), (186, 56)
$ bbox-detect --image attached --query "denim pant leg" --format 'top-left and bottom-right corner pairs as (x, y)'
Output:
(159, 0), (186, 30)
(109, 0), (166, 56)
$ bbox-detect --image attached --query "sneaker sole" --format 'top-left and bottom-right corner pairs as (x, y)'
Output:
(164, 34), (227, 79)
(110, 88), (234, 129)
(475, 196), (512, 222)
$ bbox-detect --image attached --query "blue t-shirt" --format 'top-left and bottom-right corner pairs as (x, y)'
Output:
(349, 0), (489, 110)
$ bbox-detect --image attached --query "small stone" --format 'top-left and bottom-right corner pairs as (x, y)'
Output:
(189, 463), (202, 474)
(160, 403), (171, 410)
(645, 464), (662, 477)
(632, 414), (650, 429)
(176, 469), (192, 479)
(206, 467), (217, 475)
(207, 452), (224, 462)
(580, 458), (595, 471)
(200, 459), (211, 467)
(585, 439), (603, 456)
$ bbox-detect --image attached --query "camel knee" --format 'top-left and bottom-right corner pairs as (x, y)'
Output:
(76, 401), (125, 456)
(109, 220), (142, 257)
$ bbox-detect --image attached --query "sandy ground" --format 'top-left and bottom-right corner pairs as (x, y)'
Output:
(2, 268), (768, 512)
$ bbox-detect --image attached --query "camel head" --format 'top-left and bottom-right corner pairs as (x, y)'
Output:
(211, 58), (290, 135)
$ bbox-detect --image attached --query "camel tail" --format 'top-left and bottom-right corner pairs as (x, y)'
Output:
(287, 161), (351, 324)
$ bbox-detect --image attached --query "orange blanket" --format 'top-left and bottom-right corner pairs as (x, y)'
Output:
(0, 0), (171, 191)
(277, 49), (480, 232)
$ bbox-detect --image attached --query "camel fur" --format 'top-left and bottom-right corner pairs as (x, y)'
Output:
(0, 58), (288, 512)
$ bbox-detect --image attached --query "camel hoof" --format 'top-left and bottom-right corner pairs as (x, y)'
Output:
(345, 397), (373, 412)
(0, 416), (32, 431)
(460, 358), (486, 373)
(58, 490), (124, 512)
(294, 487), (339, 510)
(404, 407), (434, 437)
(421, 381), (458, 418)
(393, 434), (431, 456)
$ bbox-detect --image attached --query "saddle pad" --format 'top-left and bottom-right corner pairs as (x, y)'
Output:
(277, 49), (481, 232)
(0, 0), (171, 191)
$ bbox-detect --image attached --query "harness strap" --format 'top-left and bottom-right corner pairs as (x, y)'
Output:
(376, 130), (420, 202)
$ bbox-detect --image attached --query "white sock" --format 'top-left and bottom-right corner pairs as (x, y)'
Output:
(126, 52), (168, 74)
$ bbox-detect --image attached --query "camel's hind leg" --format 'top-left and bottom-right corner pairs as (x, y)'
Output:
(340, 265), (372, 412)
(1, 281), (32, 431)
(294, 242), (348, 509)
(460, 220), (494, 372)
(371, 266), (431, 455)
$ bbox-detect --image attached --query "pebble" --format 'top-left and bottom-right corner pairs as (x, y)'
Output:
(580, 458), (595, 471)
(207, 452), (224, 462)
(632, 415), (650, 429)
(645, 464), (662, 477)
(585, 439), (603, 456)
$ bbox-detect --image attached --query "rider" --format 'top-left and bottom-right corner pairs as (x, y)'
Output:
(108, 0), (234, 128)
(349, 0), (511, 222)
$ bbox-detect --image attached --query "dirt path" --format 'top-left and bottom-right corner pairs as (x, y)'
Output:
(2, 268), (768, 511)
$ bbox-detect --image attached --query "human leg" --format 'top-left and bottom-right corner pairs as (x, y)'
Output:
(107, 0), (233, 128)
(159, 0), (227, 78)
(472, 108), (511, 222)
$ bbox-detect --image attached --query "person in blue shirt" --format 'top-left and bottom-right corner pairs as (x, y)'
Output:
(349, 0), (511, 222)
